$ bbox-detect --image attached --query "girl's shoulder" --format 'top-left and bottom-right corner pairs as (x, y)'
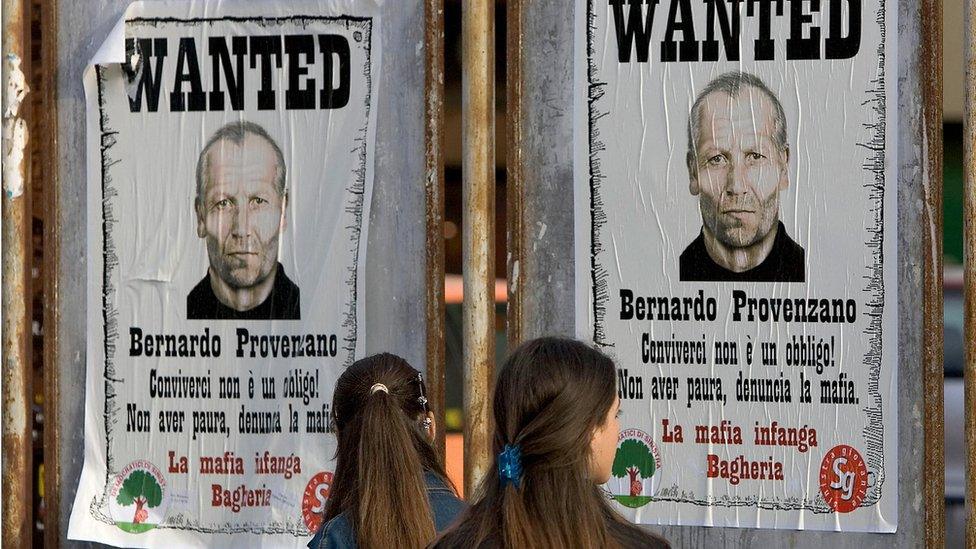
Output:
(429, 489), (466, 531)
(308, 513), (356, 549)
(424, 472), (467, 531)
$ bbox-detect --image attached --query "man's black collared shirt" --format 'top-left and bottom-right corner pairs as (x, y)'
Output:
(187, 262), (301, 319)
(679, 221), (805, 282)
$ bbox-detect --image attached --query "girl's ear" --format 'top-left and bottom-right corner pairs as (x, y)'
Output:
(425, 412), (437, 443)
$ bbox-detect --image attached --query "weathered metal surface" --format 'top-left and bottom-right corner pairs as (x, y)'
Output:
(426, 0), (447, 462)
(508, 0), (935, 546)
(507, 0), (576, 343)
(921, 1), (945, 547)
(2, 0), (33, 545)
(505, 0), (524, 349)
(53, 4), (109, 545)
(364, 0), (430, 369)
(965, 2), (976, 547)
(54, 0), (434, 544)
(41, 0), (62, 546)
(461, 0), (496, 496)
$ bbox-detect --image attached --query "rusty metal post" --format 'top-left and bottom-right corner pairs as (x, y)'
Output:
(1, 0), (32, 545)
(922, 1), (945, 548)
(506, 0), (524, 350)
(461, 0), (496, 496)
(966, 1), (976, 546)
(425, 0), (447, 463)
(41, 0), (61, 544)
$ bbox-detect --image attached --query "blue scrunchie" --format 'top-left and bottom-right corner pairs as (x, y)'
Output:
(498, 444), (523, 489)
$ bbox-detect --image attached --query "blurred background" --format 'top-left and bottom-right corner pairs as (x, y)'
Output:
(14, 0), (969, 545)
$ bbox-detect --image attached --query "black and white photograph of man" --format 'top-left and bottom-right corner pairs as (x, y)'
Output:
(187, 121), (301, 319)
(680, 71), (805, 282)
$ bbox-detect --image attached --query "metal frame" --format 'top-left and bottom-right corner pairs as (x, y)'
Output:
(22, 0), (950, 545)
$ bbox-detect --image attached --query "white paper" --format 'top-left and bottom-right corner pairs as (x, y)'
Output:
(574, 0), (898, 532)
(69, 1), (380, 546)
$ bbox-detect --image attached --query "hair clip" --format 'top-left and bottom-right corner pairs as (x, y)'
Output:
(498, 444), (523, 489)
(415, 372), (430, 412)
(414, 371), (432, 432)
(369, 383), (389, 395)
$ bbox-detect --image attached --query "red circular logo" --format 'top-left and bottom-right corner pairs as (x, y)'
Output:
(819, 445), (868, 513)
(302, 471), (334, 532)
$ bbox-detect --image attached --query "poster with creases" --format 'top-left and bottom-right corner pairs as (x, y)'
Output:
(574, 0), (897, 532)
(68, 1), (378, 546)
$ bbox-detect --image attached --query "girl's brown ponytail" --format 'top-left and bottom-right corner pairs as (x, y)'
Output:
(325, 354), (454, 548)
(354, 386), (434, 548)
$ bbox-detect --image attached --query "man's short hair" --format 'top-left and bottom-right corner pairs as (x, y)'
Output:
(194, 121), (286, 215)
(685, 71), (788, 173)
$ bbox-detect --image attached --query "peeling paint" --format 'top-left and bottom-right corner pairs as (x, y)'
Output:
(510, 259), (519, 294)
(2, 53), (29, 198)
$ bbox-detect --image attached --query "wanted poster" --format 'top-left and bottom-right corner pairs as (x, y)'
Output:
(575, 0), (898, 532)
(68, 1), (379, 546)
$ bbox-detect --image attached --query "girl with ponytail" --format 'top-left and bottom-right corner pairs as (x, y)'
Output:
(433, 337), (670, 549)
(308, 353), (463, 549)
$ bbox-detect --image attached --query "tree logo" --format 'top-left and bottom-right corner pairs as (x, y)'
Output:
(610, 428), (661, 508)
(108, 460), (169, 533)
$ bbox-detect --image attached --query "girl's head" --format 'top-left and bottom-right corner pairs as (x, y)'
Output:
(493, 337), (620, 484)
(435, 337), (661, 549)
(331, 352), (434, 436)
(325, 353), (452, 548)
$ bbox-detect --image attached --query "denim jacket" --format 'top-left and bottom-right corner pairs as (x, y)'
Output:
(307, 471), (465, 549)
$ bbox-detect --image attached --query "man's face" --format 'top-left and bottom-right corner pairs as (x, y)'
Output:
(689, 87), (789, 247)
(196, 135), (285, 291)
